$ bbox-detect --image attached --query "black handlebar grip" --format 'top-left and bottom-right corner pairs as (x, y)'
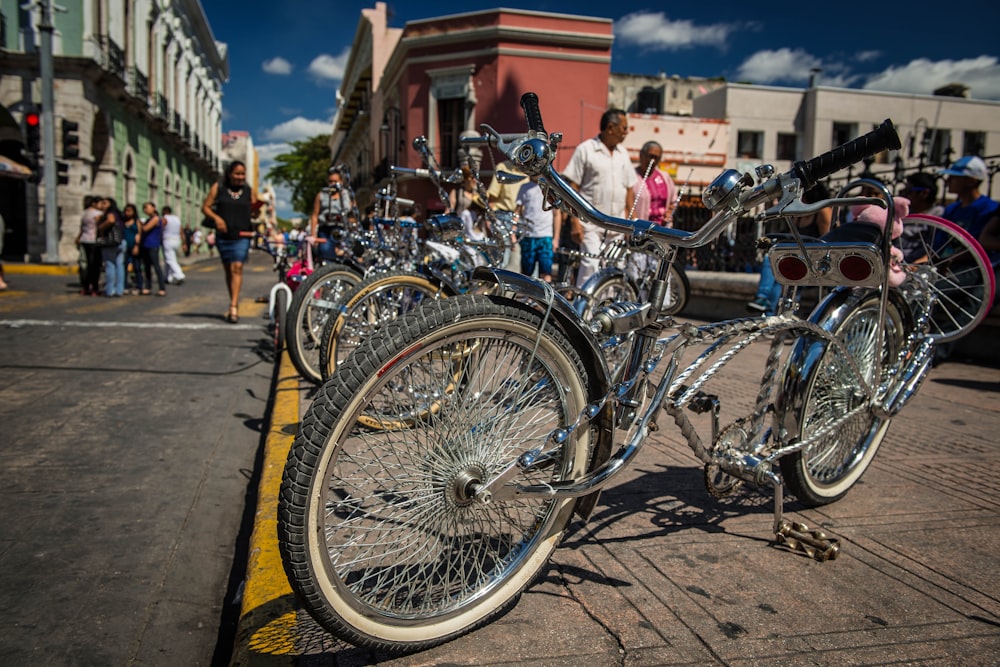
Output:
(794, 119), (901, 188)
(520, 92), (546, 137)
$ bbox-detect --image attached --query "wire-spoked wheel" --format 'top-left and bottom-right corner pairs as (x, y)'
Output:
(279, 294), (594, 652)
(901, 214), (996, 343)
(778, 289), (908, 506)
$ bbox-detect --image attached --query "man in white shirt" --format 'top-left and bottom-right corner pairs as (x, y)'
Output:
(161, 205), (186, 285)
(560, 108), (635, 286)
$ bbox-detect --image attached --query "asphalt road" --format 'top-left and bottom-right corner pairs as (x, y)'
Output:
(0, 252), (280, 665)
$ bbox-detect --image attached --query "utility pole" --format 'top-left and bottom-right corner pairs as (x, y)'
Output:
(38, 0), (60, 262)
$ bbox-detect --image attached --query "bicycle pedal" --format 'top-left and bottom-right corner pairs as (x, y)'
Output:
(774, 519), (840, 561)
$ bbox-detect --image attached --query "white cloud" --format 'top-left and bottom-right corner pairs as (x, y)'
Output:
(256, 142), (290, 162)
(854, 50), (881, 63)
(734, 48), (824, 84)
(614, 11), (737, 51)
(263, 117), (333, 142)
(862, 56), (1000, 100)
(262, 57), (292, 75)
(308, 48), (350, 82)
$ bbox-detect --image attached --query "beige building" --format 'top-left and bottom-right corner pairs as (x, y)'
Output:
(608, 72), (725, 117)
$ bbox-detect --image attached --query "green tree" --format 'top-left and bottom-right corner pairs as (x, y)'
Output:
(266, 134), (332, 215)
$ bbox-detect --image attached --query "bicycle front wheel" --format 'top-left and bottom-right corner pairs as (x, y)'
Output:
(285, 263), (363, 383)
(272, 288), (287, 351)
(318, 270), (443, 381)
(279, 294), (593, 652)
(902, 214), (995, 343)
(778, 289), (908, 506)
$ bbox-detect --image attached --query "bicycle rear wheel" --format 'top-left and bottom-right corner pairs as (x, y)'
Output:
(285, 263), (363, 383)
(901, 214), (995, 343)
(279, 294), (592, 652)
(778, 289), (908, 506)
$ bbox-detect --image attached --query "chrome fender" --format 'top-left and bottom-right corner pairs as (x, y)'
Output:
(471, 266), (614, 518)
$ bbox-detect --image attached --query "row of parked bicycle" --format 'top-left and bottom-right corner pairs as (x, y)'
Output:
(258, 129), (691, 386)
(252, 93), (994, 654)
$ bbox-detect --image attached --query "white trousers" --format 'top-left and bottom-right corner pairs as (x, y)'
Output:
(162, 237), (186, 282)
(576, 221), (620, 287)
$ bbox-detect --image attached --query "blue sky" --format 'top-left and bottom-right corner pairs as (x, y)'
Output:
(200, 1), (1000, 216)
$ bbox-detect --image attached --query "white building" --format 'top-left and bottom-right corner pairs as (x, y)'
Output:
(692, 83), (1000, 193)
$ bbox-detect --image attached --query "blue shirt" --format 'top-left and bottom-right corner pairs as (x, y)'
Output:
(942, 194), (999, 240)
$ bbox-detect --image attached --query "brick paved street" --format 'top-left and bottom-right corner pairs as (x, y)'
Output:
(234, 316), (1000, 666)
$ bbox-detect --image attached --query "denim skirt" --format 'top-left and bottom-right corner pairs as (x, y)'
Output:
(216, 237), (251, 264)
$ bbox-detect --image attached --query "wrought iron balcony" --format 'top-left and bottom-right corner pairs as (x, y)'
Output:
(102, 37), (126, 81)
(129, 68), (149, 105)
(154, 93), (169, 121)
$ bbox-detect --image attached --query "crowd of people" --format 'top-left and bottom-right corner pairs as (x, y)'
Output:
(67, 120), (996, 331)
(70, 159), (264, 324)
(75, 195), (191, 298)
(443, 108), (679, 287)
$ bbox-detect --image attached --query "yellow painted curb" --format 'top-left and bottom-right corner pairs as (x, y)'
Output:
(3, 263), (78, 276)
(230, 349), (301, 666)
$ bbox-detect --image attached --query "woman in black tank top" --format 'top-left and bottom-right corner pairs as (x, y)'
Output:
(201, 160), (267, 323)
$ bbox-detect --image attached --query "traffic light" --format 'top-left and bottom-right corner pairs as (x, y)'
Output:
(56, 160), (69, 185)
(62, 119), (80, 159)
(24, 109), (41, 154)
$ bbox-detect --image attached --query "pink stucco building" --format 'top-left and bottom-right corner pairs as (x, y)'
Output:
(332, 4), (614, 213)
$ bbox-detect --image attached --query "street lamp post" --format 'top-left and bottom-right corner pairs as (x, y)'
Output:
(380, 106), (401, 169)
(37, 0), (59, 262)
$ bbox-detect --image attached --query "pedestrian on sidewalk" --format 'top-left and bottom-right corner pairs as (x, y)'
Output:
(122, 203), (143, 294)
(76, 195), (105, 295)
(161, 205), (186, 285)
(139, 202), (167, 296)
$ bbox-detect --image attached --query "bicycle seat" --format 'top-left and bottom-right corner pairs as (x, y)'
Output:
(820, 222), (884, 245)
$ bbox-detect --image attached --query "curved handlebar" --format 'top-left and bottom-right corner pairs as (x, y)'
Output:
(794, 120), (901, 188)
(474, 92), (900, 251)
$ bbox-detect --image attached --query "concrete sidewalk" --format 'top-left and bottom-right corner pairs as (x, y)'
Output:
(231, 320), (1000, 665)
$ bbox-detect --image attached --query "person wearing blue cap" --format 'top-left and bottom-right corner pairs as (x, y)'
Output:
(939, 155), (998, 240)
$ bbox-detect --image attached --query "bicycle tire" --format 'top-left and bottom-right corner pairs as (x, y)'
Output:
(778, 289), (908, 506)
(901, 214), (995, 343)
(285, 263), (363, 383)
(273, 288), (288, 352)
(318, 270), (444, 381)
(279, 294), (592, 652)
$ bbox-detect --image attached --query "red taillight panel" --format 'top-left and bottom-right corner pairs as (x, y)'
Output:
(839, 255), (873, 282)
(776, 256), (808, 282)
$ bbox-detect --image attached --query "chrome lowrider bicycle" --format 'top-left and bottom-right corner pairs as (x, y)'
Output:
(277, 93), (995, 652)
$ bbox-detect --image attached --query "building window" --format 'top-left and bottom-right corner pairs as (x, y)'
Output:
(963, 131), (986, 157)
(928, 128), (951, 165)
(776, 133), (797, 161)
(737, 130), (764, 160)
(636, 86), (662, 114)
(438, 98), (465, 169)
(832, 122), (857, 148)
(427, 65), (476, 169)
